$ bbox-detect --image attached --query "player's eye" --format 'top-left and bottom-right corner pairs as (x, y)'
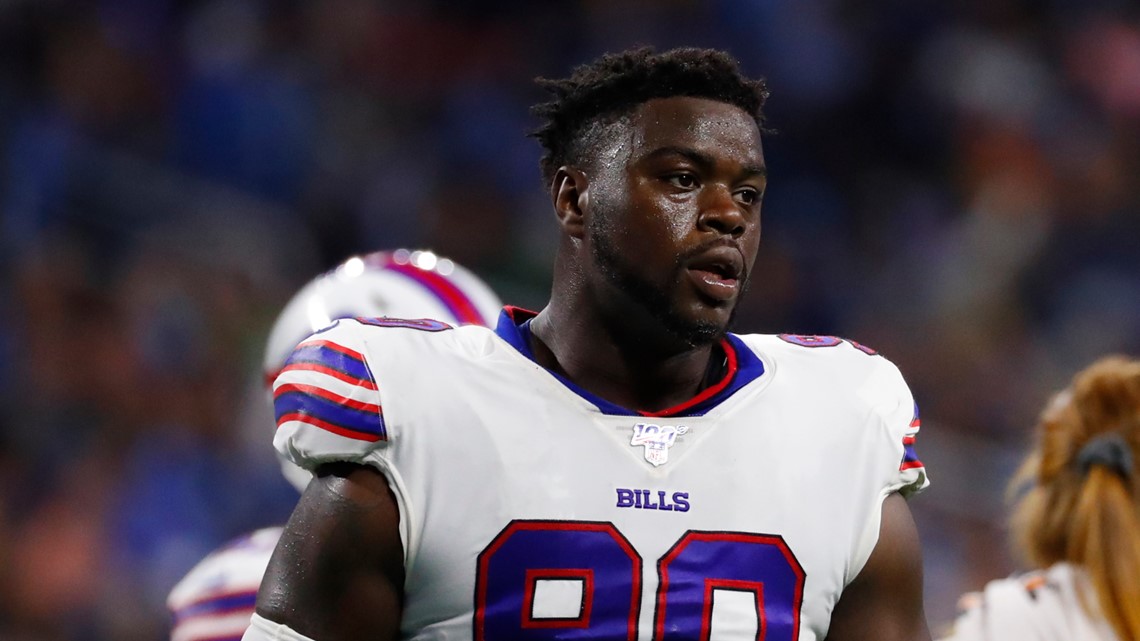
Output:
(735, 188), (762, 206)
(666, 173), (698, 189)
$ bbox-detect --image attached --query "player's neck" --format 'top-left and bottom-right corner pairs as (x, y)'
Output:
(528, 304), (720, 414)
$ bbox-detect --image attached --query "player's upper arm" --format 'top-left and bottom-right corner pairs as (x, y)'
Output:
(253, 461), (405, 641)
(826, 492), (931, 641)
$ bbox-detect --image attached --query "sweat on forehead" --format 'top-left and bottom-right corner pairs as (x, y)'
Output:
(566, 113), (633, 172)
(573, 97), (763, 176)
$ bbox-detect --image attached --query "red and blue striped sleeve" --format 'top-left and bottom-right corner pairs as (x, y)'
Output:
(893, 393), (928, 498)
(900, 403), (924, 473)
(272, 322), (388, 469)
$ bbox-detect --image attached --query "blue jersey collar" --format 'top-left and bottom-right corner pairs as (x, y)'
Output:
(494, 306), (764, 417)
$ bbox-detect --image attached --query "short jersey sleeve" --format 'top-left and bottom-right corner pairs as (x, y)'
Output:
(938, 575), (1050, 641)
(870, 357), (929, 499)
(272, 319), (388, 471)
(937, 565), (1116, 641)
(846, 347), (931, 583)
(771, 333), (929, 499)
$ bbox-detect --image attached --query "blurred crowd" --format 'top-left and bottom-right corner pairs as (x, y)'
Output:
(0, 0), (1138, 639)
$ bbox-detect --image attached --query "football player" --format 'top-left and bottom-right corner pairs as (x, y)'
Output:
(166, 250), (502, 641)
(247, 47), (931, 641)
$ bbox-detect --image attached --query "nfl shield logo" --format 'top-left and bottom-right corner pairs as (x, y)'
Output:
(630, 423), (688, 467)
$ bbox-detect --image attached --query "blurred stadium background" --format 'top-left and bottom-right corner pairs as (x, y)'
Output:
(1, 1), (1138, 639)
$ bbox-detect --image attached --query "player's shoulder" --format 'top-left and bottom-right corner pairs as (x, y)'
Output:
(976, 570), (1051, 608)
(736, 332), (904, 382)
(272, 318), (498, 453)
(306, 316), (497, 356)
(943, 565), (1091, 641)
(734, 333), (914, 424)
(738, 331), (884, 357)
(973, 563), (1083, 606)
(299, 315), (459, 346)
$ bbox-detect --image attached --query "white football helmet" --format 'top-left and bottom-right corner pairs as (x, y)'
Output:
(263, 249), (502, 490)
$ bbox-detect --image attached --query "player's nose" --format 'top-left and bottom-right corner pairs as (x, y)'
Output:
(696, 185), (747, 238)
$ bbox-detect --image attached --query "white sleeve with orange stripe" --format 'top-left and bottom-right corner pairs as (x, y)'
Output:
(938, 565), (1118, 641)
(272, 319), (389, 471)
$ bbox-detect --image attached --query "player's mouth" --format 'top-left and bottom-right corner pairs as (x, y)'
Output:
(686, 248), (743, 303)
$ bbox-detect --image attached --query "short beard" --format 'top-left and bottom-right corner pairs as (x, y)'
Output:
(590, 223), (733, 348)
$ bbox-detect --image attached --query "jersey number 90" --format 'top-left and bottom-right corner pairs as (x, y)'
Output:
(474, 520), (805, 641)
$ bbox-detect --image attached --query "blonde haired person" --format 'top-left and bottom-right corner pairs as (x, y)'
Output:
(941, 356), (1140, 641)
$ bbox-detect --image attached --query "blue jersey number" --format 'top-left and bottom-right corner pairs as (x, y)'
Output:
(474, 521), (805, 641)
(475, 521), (642, 641)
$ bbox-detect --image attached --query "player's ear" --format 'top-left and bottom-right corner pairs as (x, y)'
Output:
(552, 166), (589, 239)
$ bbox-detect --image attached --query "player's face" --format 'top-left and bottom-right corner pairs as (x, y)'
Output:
(585, 96), (766, 346)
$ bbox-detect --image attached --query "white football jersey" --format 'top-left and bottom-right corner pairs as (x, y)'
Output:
(939, 563), (1121, 641)
(271, 308), (928, 641)
(168, 527), (282, 641)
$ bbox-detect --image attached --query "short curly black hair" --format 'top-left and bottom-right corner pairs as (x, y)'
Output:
(531, 46), (769, 185)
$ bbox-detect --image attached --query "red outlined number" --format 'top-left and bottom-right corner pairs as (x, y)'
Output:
(655, 532), (804, 641)
(475, 521), (641, 641)
(475, 522), (805, 641)
(522, 568), (594, 629)
(702, 581), (764, 641)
